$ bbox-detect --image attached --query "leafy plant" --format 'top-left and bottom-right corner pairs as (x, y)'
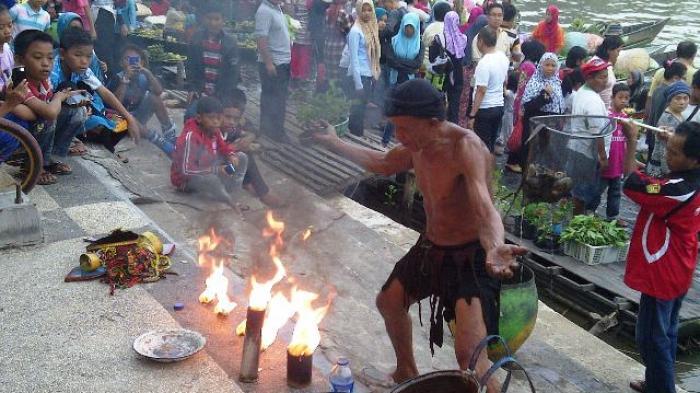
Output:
(492, 171), (522, 216)
(560, 215), (629, 247)
(384, 184), (398, 206)
(296, 84), (350, 127)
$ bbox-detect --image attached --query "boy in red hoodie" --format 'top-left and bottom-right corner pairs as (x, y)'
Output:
(171, 96), (248, 209)
(622, 121), (700, 393)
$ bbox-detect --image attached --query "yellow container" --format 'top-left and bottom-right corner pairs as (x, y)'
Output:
(80, 253), (102, 272)
(141, 231), (163, 254)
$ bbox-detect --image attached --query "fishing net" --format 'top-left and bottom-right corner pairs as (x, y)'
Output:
(523, 115), (617, 205)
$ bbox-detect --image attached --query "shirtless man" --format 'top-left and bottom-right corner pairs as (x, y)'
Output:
(314, 79), (526, 392)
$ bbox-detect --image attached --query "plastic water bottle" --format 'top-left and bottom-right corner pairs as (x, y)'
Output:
(329, 357), (354, 392)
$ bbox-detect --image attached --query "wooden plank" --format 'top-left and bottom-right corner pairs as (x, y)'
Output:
(262, 150), (335, 189)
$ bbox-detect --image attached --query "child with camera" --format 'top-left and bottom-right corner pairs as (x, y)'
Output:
(170, 96), (248, 212)
(108, 44), (176, 154)
(50, 27), (141, 161)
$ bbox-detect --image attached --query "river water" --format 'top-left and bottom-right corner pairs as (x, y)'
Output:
(514, 2), (700, 390)
(515, 0), (699, 44)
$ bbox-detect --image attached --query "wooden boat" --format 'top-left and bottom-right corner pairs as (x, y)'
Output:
(618, 18), (670, 49)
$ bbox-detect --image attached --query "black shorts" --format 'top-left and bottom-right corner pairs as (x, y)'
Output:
(381, 237), (501, 354)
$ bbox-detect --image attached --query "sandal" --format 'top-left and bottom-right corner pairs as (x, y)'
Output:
(37, 170), (57, 185)
(45, 161), (72, 175)
(68, 139), (87, 156)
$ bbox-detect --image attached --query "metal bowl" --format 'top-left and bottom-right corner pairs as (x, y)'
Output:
(133, 329), (206, 363)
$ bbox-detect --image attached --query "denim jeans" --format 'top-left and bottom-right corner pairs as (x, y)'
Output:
(594, 176), (622, 219)
(637, 293), (685, 393)
(52, 107), (88, 158)
(474, 106), (504, 153)
(259, 63), (291, 142)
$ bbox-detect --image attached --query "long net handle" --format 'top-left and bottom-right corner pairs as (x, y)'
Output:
(612, 117), (666, 134)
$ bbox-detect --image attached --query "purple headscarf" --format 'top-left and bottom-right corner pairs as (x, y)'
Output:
(444, 11), (467, 59)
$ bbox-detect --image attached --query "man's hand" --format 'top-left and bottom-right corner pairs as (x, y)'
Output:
(310, 120), (340, 145)
(485, 244), (528, 279)
(120, 24), (129, 37)
(5, 80), (28, 108)
(656, 127), (673, 142)
(125, 114), (141, 144)
(266, 62), (277, 76)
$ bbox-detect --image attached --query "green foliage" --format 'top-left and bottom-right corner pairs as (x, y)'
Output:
(568, 18), (607, 35)
(384, 184), (398, 206)
(493, 171), (522, 215)
(560, 215), (629, 247)
(296, 84), (350, 127)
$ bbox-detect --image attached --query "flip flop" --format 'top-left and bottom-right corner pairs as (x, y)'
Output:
(37, 171), (57, 185)
(45, 161), (72, 175)
(68, 139), (87, 156)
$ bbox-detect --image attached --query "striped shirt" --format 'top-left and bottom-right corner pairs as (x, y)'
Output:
(9, 3), (50, 37)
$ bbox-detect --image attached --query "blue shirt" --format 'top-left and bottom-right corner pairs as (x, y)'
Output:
(9, 3), (51, 37)
(342, 26), (372, 90)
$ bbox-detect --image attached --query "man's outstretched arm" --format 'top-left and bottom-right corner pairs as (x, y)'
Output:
(459, 136), (527, 279)
(314, 122), (413, 176)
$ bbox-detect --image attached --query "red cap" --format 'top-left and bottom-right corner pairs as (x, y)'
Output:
(580, 58), (610, 78)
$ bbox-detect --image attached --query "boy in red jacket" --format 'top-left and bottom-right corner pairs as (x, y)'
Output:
(622, 121), (700, 393)
(171, 96), (248, 209)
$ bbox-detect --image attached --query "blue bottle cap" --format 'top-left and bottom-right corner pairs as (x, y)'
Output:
(174, 302), (185, 311)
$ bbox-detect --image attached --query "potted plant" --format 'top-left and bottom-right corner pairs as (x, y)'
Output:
(534, 200), (573, 254)
(296, 84), (350, 136)
(559, 215), (629, 265)
(514, 202), (548, 240)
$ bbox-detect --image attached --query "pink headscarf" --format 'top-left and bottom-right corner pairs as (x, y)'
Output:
(544, 5), (560, 34)
(444, 11), (467, 59)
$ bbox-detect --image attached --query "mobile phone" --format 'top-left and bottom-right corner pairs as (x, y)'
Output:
(11, 67), (26, 86)
(224, 163), (236, 175)
(127, 55), (141, 69)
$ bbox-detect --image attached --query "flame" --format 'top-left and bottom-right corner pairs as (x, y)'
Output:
(302, 228), (312, 242)
(197, 228), (225, 265)
(287, 288), (334, 357)
(198, 261), (237, 315)
(262, 211), (285, 249)
(236, 291), (296, 349)
(248, 256), (286, 310)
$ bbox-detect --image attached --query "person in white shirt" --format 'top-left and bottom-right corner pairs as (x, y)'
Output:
(405, 0), (428, 23)
(467, 26), (509, 153)
(569, 57), (616, 214)
(682, 70), (700, 123)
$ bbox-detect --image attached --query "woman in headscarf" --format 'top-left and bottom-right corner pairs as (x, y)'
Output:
(505, 40), (545, 172)
(341, 0), (381, 136)
(509, 52), (564, 167)
(429, 10), (466, 123)
(531, 5), (564, 54)
(627, 70), (646, 112)
(387, 12), (423, 85)
(324, 0), (352, 84)
(381, 12), (424, 144)
(647, 81), (691, 177)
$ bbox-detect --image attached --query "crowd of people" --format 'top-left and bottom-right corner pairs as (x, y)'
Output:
(0, 0), (698, 392)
